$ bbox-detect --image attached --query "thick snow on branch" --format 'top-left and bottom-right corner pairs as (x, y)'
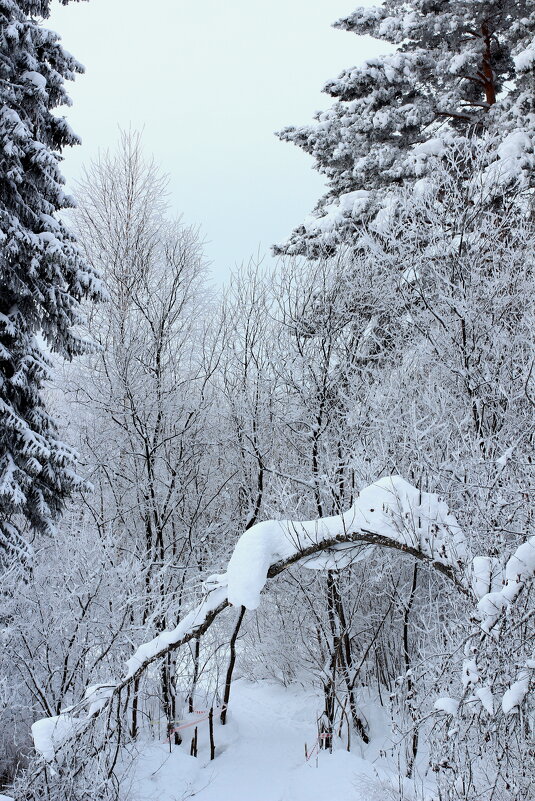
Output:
(470, 556), (502, 600)
(224, 475), (466, 608)
(30, 684), (115, 762)
(476, 536), (535, 633)
(434, 697), (460, 716)
(31, 714), (79, 763)
(125, 588), (228, 678)
(502, 670), (531, 715)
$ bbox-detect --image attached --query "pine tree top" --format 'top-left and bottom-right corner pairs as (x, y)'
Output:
(275, 0), (535, 257)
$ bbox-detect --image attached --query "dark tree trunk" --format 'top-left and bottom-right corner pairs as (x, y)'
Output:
(403, 563), (419, 777)
(209, 706), (215, 760)
(221, 605), (246, 725)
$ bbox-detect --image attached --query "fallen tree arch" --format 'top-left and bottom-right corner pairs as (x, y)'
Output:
(113, 524), (469, 696)
(31, 474), (534, 764)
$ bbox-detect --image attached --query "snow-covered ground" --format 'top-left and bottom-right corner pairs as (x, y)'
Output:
(127, 679), (431, 801)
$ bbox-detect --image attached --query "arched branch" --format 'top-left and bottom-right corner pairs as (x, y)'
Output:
(267, 529), (469, 596)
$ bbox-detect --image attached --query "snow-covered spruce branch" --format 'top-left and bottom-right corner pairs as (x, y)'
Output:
(31, 475), (534, 760)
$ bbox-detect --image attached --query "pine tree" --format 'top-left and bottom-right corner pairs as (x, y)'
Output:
(0, 0), (102, 566)
(275, 0), (535, 256)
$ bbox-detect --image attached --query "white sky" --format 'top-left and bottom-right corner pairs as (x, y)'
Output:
(49, 0), (385, 281)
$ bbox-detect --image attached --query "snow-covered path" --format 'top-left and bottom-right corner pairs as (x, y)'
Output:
(129, 679), (389, 801)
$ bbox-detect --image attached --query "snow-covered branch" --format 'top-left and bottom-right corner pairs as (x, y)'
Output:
(475, 537), (535, 633)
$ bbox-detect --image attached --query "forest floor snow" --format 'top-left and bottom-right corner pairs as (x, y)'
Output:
(126, 679), (429, 801)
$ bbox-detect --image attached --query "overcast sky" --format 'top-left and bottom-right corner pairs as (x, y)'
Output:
(49, 0), (385, 281)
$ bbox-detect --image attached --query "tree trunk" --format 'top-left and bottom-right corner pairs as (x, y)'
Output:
(221, 605), (246, 725)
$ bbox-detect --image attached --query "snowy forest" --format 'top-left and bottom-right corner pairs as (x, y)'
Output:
(0, 2), (534, 800)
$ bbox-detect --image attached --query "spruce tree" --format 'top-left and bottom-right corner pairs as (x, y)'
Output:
(275, 0), (535, 256)
(0, 0), (102, 566)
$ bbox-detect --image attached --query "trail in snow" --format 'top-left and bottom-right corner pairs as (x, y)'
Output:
(128, 679), (426, 801)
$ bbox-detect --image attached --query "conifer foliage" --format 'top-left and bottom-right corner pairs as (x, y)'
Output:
(0, 0), (101, 565)
(276, 0), (535, 256)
